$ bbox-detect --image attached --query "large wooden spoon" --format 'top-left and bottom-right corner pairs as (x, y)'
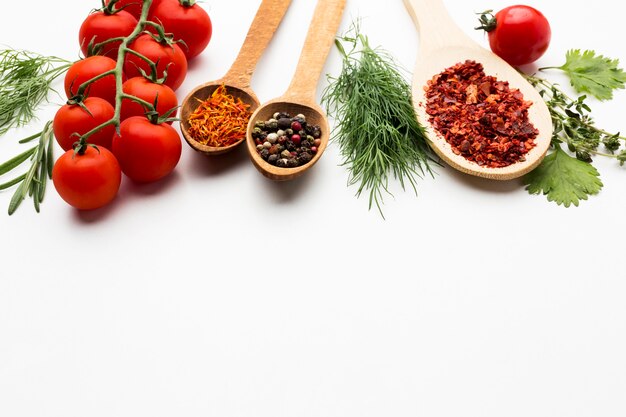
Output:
(179, 0), (293, 156)
(246, 0), (347, 181)
(403, 0), (553, 180)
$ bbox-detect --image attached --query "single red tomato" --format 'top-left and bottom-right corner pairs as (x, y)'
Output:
(52, 146), (122, 210)
(477, 5), (551, 66)
(149, 0), (212, 60)
(120, 77), (178, 123)
(53, 97), (116, 151)
(64, 56), (122, 106)
(79, 9), (138, 58)
(112, 116), (182, 182)
(124, 33), (188, 90)
(104, 0), (162, 20)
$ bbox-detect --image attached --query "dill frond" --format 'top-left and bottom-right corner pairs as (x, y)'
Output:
(322, 24), (438, 218)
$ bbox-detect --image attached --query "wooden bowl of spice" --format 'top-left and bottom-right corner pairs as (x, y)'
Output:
(246, 0), (346, 181)
(403, 0), (553, 180)
(247, 105), (328, 181)
(180, 83), (256, 155)
(179, 0), (293, 156)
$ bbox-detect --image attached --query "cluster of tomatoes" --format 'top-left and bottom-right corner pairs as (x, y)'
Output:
(51, 0), (212, 210)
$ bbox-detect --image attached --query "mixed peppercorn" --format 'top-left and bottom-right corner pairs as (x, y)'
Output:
(424, 60), (538, 168)
(251, 112), (322, 168)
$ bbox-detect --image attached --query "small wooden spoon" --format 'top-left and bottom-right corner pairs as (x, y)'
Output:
(403, 0), (553, 180)
(246, 0), (347, 181)
(179, 0), (293, 156)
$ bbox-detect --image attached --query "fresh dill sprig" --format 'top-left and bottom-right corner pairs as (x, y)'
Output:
(322, 23), (437, 217)
(0, 49), (71, 136)
(0, 121), (55, 214)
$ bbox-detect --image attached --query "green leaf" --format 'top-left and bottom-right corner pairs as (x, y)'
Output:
(0, 173), (25, 190)
(559, 49), (626, 100)
(0, 145), (36, 175)
(523, 146), (603, 207)
(8, 179), (28, 215)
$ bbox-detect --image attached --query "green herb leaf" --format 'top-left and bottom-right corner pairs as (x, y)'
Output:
(0, 173), (26, 190)
(522, 71), (626, 164)
(523, 145), (603, 207)
(3, 121), (55, 215)
(0, 145), (36, 175)
(558, 49), (626, 100)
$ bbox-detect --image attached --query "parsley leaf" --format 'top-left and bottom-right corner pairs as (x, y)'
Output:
(557, 49), (626, 100)
(523, 145), (603, 207)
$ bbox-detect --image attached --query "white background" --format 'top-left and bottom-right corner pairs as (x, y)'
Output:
(1, 0), (625, 416)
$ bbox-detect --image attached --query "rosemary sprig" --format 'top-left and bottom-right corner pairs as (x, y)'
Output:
(0, 121), (55, 215)
(322, 24), (437, 217)
(0, 49), (71, 136)
(522, 72), (626, 163)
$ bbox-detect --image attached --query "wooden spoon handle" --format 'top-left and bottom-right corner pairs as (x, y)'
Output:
(284, 0), (347, 102)
(403, 0), (470, 54)
(223, 0), (293, 88)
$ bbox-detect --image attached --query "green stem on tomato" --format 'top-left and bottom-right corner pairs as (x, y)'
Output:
(71, 69), (117, 99)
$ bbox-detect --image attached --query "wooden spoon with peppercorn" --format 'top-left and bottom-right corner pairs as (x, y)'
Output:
(246, 0), (346, 181)
(179, 0), (293, 156)
(403, 0), (553, 180)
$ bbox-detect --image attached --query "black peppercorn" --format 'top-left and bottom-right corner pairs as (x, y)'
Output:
(277, 118), (292, 130)
(298, 152), (313, 165)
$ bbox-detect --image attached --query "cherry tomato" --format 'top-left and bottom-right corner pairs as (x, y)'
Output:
(112, 116), (182, 182)
(79, 9), (138, 58)
(149, 0), (212, 60)
(124, 33), (188, 90)
(52, 146), (122, 210)
(53, 97), (116, 151)
(104, 0), (162, 20)
(64, 56), (122, 106)
(120, 77), (178, 123)
(477, 5), (551, 66)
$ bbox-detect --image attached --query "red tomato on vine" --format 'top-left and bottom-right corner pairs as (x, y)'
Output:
(79, 8), (138, 58)
(476, 5), (551, 66)
(64, 56), (122, 106)
(124, 33), (188, 91)
(52, 145), (122, 210)
(112, 116), (182, 183)
(53, 97), (116, 151)
(120, 77), (178, 123)
(149, 0), (212, 60)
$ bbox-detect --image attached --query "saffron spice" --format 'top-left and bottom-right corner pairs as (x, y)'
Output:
(187, 85), (252, 148)
(424, 60), (538, 168)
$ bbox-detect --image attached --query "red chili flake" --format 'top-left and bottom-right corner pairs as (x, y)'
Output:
(424, 60), (538, 168)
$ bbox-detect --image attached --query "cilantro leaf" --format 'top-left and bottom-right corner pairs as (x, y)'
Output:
(558, 49), (626, 100)
(523, 145), (603, 207)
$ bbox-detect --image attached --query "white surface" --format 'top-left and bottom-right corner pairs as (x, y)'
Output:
(1, 1), (625, 416)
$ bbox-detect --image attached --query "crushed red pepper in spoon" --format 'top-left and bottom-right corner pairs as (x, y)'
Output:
(186, 84), (252, 148)
(424, 60), (538, 168)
